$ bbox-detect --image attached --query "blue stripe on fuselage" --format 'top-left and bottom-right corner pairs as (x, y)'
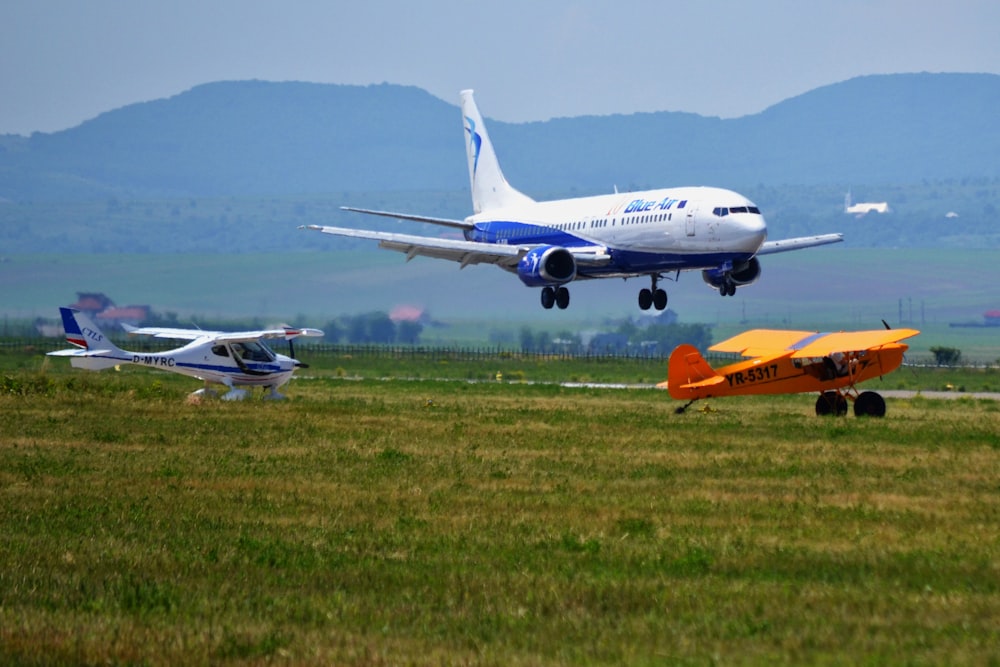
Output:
(466, 221), (755, 275)
(466, 220), (582, 247)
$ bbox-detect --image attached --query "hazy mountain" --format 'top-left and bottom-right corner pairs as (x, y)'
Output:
(1, 73), (998, 201)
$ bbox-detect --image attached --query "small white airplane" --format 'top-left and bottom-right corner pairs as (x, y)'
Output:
(47, 307), (323, 400)
(303, 90), (843, 310)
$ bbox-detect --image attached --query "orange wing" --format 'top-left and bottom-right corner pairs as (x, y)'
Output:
(710, 330), (818, 357)
(711, 328), (919, 359)
(788, 329), (919, 358)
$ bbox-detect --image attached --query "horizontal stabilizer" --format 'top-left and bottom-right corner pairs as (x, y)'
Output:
(340, 206), (473, 230)
(48, 348), (126, 371)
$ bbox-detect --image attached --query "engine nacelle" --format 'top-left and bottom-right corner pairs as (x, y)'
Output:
(702, 257), (762, 289)
(516, 246), (577, 287)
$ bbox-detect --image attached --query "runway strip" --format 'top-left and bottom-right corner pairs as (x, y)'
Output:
(306, 376), (1000, 400)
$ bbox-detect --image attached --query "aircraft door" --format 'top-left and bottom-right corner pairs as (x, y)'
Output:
(685, 207), (697, 236)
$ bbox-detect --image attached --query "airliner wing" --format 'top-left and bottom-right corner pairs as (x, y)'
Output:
(304, 224), (523, 267)
(340, 207), (474, 231)
(301, 225), (612, 269)
(755, 233), (844, 255)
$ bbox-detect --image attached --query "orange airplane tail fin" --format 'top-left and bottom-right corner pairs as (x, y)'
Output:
(664, 344), (723, 399)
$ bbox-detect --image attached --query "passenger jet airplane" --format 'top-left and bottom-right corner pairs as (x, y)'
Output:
(303, 90), (843, 310)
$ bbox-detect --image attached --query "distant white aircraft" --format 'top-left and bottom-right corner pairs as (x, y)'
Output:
(303, 90), (843, 310)
(48, 307), (322, 400)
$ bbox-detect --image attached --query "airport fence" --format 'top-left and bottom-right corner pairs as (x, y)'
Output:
(0, 336), (974, 368)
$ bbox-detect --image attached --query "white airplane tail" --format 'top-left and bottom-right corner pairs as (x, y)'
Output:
(460, 89), (534, 213)
(48, 307), (129, 370)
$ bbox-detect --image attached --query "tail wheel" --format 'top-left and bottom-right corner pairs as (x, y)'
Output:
(854, 391), (886, 417)
(555, 286), (570, 309)
(815, 391), (847, 416)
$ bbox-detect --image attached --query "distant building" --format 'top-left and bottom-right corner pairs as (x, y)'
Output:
(389, 304), (428, 324)
(70, 292), (115, 314)
(844, 191), (889, 215)
(65, 292), (151, 326)
(96, 306), (151, 327)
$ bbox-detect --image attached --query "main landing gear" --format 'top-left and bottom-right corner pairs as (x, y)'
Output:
(540, 286), (570, 310)
(638, 274), (669, 311)
(718, 279), (737, 297)
(815, 390), (887, 417)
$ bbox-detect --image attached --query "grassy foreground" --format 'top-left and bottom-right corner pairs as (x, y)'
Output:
(1, 356), (999, 665)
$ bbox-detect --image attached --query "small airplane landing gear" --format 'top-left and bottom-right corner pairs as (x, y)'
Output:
(815, 391), (848, 416)
(639, 275), (668, 311)
(853, 391), (886, 417)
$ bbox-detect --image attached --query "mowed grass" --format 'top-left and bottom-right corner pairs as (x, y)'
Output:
(1, 360), (999, 665)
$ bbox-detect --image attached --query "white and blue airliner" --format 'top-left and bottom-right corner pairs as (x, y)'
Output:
(303, 90), (842, 310)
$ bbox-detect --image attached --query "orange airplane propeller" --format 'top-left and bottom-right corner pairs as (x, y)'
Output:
(661, 326), (919, 416)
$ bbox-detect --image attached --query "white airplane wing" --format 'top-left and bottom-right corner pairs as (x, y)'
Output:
(301, 225), (612, 269)
(123, 325), (323, 343)
(121, 325), (219, 341)
(213, 328), (324, 344)
(755, 233), (844, 255)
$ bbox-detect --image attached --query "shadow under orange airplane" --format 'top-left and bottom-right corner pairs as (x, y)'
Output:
(661, 326), (919, 416)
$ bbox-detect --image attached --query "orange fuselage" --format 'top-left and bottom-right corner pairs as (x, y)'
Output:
(666, 343), (908, 400)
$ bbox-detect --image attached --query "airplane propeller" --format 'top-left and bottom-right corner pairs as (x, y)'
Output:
(281, 326), (309, 368)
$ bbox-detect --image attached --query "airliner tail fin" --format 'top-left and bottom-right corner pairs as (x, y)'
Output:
(460, 89), (534, 213)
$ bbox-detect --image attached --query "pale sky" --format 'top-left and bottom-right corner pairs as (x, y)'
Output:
(2, 0), (999, 135)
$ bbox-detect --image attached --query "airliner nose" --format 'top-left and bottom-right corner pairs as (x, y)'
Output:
(734, 214), (767, 252)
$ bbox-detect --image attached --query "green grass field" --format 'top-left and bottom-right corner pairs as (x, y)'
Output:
(2, 350), (999, 665)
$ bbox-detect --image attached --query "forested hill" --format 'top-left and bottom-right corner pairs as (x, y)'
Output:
(1, 73), (999, 200)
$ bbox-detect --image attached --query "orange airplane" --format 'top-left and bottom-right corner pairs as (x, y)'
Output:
(662, 327), (919, 416)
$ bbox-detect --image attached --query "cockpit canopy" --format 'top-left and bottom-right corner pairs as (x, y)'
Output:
(712, 205), (761, 217)
(231, 341), (276, 362)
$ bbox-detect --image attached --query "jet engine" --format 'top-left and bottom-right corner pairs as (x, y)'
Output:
(516, 246), (577, 287)
(702, 257), (762, 291)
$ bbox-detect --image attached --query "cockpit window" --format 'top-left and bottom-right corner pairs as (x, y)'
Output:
(714, 205), (761, 216)
(231, 341), (276, 362)
(212, 344), (229, 357)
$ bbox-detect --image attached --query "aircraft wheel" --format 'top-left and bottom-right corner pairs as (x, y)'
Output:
(815, 391), (847, 416)
(555, 286), (570, 309)
(653, 289), (668, 310)
(726, 282), (737, 297)
(540, 287), (555, 309)
(638, 288), (653, 310)
(854, 391), (886, 417)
